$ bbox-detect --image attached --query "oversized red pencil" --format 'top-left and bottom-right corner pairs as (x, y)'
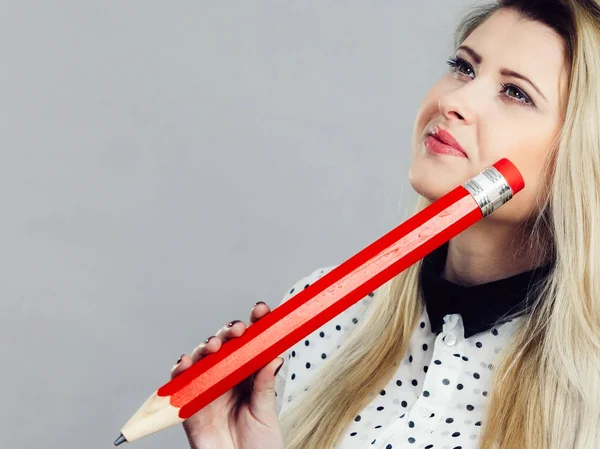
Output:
(114, 158), (524, 445)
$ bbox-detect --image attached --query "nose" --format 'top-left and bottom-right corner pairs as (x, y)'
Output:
(437, 86), (476, 125)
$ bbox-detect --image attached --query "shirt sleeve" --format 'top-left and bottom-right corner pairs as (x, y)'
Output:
(274, 265), (337, 417)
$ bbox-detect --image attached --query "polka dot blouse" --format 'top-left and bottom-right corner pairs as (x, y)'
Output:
(274, 242), (553, 449)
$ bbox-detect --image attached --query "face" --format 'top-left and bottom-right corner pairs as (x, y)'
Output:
(409, 8), (569, 224)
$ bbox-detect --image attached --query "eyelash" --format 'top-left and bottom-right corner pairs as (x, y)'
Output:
(445, 56), (535, 107)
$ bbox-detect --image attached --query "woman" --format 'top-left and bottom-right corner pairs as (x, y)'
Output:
(171, 0), (600, 447)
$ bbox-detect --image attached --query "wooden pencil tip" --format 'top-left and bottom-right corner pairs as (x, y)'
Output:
(114, 433), (127, 446)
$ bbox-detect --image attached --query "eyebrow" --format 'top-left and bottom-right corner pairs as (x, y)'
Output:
(456, 45), (547, 103)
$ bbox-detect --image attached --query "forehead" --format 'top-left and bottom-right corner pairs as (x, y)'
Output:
(463, 8), (568, 104)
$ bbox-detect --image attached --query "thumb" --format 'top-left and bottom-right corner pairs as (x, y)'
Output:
(248, 357), (284, 419)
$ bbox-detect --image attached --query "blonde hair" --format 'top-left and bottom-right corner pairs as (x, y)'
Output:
(279, 0), (600, 447)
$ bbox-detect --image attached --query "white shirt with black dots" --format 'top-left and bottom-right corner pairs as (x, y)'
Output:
(275, 266), (522, 449)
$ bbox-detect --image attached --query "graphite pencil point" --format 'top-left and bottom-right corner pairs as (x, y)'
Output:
(114, 433), (127, 446)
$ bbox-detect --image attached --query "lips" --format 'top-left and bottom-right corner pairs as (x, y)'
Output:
(428, 126), (468, 157)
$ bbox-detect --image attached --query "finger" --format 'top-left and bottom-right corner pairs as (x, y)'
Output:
(214, 320), (246, 342)
(249, 302), (271, 324)
(190, 320), (246, 363)
(170, 354), (192, 378)
(189, 304), (272, 366)
(249, 358), (284, 418)
(190, 334), (222, 363)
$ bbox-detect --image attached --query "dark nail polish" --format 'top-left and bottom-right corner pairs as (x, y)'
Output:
(255, 301), (266, 306)
(176, 354), (184, 364)
(274, 361), (284, 377)
(228, 320), (241, 327)
(204, 336), (214, 344)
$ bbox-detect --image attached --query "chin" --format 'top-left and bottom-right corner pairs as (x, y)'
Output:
(409, 162), (464, 203)
(408, 170), (443, 202)
(410, 183), (443, 203)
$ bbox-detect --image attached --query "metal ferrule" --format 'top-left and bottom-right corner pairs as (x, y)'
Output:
(462, 166), (513, 217)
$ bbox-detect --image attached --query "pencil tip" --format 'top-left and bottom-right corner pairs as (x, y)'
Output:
(114, 433), (127, 446)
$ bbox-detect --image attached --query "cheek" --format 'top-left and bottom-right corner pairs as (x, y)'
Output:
(483, 131), (552, 193)
(485, 177), (541, 224)
(483, 144), (551, 224)
(413, 84), (446, 142)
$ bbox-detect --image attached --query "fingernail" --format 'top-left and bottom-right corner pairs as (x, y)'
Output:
(204, 336), (214, 344)
(255, 301), (266, 306)
(228, 320), (241, 327)
(176, 354), (184, 364)
(274, 360), (284, 377)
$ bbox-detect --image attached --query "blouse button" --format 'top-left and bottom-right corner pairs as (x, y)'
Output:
(443, 332), (456, 346)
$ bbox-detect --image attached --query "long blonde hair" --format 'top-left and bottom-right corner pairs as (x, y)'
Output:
(279, 1), (600, 447)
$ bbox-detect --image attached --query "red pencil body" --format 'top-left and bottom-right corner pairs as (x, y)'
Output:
(156, 158), (524, 420)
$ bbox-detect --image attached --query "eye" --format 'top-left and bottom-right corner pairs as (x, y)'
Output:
(500, 83), (533, 106)
(446, 56), (474, 77)
(445, 56), (535, 107)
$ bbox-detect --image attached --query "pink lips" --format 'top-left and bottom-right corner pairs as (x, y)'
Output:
(426, 126), (468, 158)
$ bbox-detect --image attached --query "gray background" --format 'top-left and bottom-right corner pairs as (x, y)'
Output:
(0, 1), (476, 448)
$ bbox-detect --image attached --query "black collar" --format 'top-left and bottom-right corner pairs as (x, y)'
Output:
(419, 242), (553, 338)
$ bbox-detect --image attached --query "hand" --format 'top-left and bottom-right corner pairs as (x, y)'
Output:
(170, 302), (285, 449)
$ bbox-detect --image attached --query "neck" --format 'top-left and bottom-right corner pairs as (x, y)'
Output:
(441, 220), (551, 287)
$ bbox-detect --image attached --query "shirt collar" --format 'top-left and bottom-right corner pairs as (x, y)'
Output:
(419, 241), (553, 338)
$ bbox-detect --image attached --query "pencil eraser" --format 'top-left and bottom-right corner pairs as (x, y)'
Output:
(492, 158), (525, 194)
